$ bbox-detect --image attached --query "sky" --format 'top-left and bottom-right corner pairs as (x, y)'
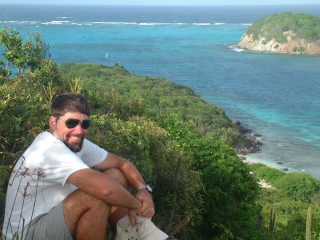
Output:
(0, 0), (319, 5)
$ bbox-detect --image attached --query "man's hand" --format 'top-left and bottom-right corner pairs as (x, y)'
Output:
(136, 189), (155, 218)
(127, 189), (154, 226)
(128, 207), (139, 225)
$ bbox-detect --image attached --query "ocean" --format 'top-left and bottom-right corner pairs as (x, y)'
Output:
(1, 4), (320, 178)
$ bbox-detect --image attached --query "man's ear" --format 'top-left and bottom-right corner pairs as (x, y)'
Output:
(49, 116), (57, 131)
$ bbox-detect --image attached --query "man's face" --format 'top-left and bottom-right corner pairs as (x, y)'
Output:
(49, 112), (90, 152)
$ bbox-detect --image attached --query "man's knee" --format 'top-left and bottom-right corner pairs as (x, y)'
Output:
(64, 189), (109, 212)
(102, 168), (128, 189)
(63, 190), (110, 237)
(64, 190), (110, 221)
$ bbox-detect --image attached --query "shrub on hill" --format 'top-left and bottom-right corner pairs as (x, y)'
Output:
(246, 12), (320, 43)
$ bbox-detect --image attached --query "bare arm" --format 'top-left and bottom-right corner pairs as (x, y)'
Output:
(67, 168), (142, 210)
(95, 153), (155, 217)
(94, 153), (146, 189)
(68, 152), (154, 219)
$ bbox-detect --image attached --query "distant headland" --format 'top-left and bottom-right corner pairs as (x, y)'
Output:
(238, 12), (320, 54)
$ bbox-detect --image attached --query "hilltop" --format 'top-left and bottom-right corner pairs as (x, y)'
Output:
(238, 12), (320, 54)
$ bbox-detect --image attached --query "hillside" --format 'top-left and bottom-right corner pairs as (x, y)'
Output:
(59, 63), (261, 153)
(238, 12), (320, 54)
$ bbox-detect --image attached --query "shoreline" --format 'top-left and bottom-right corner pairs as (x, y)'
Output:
(240, 153), (304, 175)
(235, 120), (320, 180)
(235, 121), (305, 176)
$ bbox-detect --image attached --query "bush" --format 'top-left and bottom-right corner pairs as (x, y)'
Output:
(274, 173), (320, 202)
(245, 12), (320, 43)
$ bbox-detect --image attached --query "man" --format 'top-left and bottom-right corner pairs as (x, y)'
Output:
(2, 93), (168, 240)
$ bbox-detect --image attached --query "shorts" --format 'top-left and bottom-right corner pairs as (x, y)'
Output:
(25, 202), (73, 240)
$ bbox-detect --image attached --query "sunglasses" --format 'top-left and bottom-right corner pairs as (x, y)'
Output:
(63, 118), (91, 129)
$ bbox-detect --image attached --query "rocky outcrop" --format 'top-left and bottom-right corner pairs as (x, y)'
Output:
(238, 30), (320, 55)
(233, 121), (262, 154)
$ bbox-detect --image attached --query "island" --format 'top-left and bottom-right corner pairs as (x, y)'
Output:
(238, 12), (320, 54)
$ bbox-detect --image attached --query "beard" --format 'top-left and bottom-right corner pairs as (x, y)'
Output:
(63, 133), (85, 152)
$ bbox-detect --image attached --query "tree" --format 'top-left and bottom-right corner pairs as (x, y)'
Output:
(0, 28), (63, 158)
(190, 136), (262, 239)
(0, 28), (51, 75)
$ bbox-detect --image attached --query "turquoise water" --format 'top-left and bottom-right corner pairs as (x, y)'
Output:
(1, 4), (320, 177)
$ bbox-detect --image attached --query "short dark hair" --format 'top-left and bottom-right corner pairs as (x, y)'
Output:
(51, 93), (90, 117)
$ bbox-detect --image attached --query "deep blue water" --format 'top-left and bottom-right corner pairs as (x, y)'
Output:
(1, 4), (320, 178)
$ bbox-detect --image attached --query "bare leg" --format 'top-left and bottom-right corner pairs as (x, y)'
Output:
(102, 168), (131, 232)
(63, 168), (132, 239)
(63, 189), (110, 240)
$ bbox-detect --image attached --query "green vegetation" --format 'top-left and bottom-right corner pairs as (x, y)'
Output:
(59, 63), (234, 138)
(1, 28), (320, 239)
(250, 164), (320, 239)
(245, 12), (320, 43)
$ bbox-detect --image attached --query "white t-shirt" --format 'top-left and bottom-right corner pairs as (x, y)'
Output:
(2, 131), (108, 240)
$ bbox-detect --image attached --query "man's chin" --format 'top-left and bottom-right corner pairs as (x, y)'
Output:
(64, 140), (84, 152)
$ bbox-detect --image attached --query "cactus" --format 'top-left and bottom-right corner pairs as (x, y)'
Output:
(268, 208), (276, 233)
(306, 207), (312, 240)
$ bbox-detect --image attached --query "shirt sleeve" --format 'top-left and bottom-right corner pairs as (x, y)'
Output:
(77, 139), (108, 167)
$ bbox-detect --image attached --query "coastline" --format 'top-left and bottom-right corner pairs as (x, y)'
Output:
(240, 153), (303, 175)
(236, 125), (320, 179)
